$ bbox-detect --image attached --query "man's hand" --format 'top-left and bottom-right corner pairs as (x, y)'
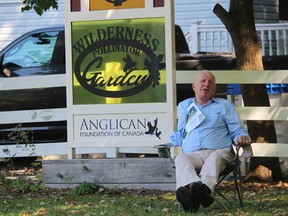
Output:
(235, 135), (251, 146)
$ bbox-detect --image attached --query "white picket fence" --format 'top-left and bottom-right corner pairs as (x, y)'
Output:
(186, 22), (288, 56)
(1, 70), (288, 159)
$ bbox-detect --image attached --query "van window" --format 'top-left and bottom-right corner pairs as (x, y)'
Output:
(3, 31), (59, 68)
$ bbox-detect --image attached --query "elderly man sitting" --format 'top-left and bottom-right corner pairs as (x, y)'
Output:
(170, 70), (251, 213)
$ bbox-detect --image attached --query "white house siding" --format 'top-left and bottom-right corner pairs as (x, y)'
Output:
(174, 0), (281, 35)
(254, 0), (279, 23)
(0, 0), (64, 50)
(174, 0), (229, 34)
(0, 0), (283, 50)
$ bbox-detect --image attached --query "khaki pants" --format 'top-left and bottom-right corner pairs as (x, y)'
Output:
(175, 147), (233, 192)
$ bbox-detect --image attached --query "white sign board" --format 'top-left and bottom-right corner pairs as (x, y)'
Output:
(65, 0), (176, 156)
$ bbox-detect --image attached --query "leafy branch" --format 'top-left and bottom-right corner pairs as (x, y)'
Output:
(21, 0), (58, 16)
(2, 124), (36, 169)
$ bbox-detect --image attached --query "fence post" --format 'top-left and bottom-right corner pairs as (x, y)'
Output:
(189, 21), (202, 54)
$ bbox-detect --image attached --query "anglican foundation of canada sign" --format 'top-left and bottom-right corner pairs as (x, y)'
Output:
(74, 114), (164, 140)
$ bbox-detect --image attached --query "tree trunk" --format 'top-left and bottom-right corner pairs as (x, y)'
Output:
(213, 0), (282, 181)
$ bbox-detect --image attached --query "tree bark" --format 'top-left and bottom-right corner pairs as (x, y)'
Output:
(213, 0), (282, 181)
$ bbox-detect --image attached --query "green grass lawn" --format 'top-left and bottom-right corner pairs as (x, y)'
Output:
(1, 181), (287, 215)
(1, 165), (288, 216)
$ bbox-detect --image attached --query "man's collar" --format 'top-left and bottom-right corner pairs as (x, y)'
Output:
(192, 97), (215, 105)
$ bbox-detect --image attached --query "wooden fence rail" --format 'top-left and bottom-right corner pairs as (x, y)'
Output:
(1, 70), (288, 158)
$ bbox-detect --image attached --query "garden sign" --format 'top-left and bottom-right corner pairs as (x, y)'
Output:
(65, 0), (176, 158)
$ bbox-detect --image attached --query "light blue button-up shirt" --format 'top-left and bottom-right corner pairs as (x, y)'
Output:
(170, 97), (249, 153)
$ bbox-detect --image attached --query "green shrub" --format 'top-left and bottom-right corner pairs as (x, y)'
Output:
(11, 178), (44, 193)
(70, 181), (104, 196)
